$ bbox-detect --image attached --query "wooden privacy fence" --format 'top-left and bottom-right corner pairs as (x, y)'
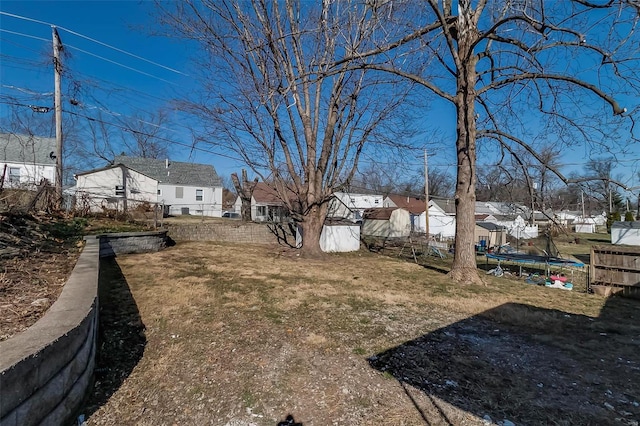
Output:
(590, 245), (640, 298)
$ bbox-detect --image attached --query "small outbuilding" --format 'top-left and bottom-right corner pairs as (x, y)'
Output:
(475, 221), (507, 249)
(362, 207), (411, 238)
(611, 221), (640, 246)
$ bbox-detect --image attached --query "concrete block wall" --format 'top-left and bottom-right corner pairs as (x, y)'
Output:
(165, 222), (295, 245)
(0, 238), (100, 426)
(0, 231), (167, 426)
(92, 230), (167, 257)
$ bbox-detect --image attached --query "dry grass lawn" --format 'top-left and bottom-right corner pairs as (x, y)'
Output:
(84, 241), (640, 426)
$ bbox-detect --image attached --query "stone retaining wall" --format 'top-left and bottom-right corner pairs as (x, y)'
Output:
(91, 230), (167, 257)
(165, 222), (296, 245)
(0, 231), (167, 426)
(0, 238), (100, 426)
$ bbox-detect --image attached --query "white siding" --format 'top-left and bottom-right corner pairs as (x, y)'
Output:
(0, 161), (55, 188)
(76, 166), (157, 213)
(158, 184), (223, 217)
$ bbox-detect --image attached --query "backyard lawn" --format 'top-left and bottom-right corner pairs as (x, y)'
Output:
(83, 241), (639, 425)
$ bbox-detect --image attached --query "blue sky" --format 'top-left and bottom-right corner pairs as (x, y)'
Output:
(0, 0), (252, 182)
(0, 1), (638, 195)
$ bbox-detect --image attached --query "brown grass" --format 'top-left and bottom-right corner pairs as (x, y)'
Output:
(85, 241), (639, 426)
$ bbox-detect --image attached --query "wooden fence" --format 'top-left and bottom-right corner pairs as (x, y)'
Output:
(590, 245), (640, 298)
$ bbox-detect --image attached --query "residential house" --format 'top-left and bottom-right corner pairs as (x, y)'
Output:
(384, 194), (427, 232)
(0, 133), (56, 189)
(113, 156), (223, 216)
(428, 199), (456, 239)
(476, 201), (538, 239)
(362, 207), (411, 238)
(75, 156), (223, 216)
(233, 182), (292, 222)
(328, 192), (384, 222)
(75, 164), (158, 213)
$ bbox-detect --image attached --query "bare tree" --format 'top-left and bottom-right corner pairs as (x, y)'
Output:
(231, 169), (258, 222)
(339, 0), (640, 283)
(161, 0), (411, 255)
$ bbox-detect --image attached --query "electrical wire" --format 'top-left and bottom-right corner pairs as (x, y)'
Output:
(60, 108), (245, 163)
(62, 42), (180, 85)
(0, 11), (187, 76)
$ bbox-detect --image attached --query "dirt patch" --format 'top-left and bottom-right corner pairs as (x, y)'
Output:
(82, 241), (639, 425)
(0, 213), (84, 341)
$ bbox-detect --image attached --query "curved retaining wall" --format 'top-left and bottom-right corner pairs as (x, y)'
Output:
(0, 231), (166, 426)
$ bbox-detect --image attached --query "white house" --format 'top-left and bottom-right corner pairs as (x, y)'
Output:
(113, 156), (223, 217)
(328, 192), (384, 222)
(75, 164), (158, 213)
(0, 133), (56, 188)
(75, 156), (223, 216)
(428, 200), (456, 239)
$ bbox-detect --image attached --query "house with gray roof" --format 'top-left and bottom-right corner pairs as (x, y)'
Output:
(75, 156), (224, 217)
(0, 133), (56, 189)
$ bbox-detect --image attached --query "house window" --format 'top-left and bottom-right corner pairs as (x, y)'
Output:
(196, 189), (203, 201)
(257, 206), (267, 216)
(115, 185), (124, 196)
(175, 187), (183, 199)
(8, 167), (20, 184)
(374, 199), (379, 204)
(157, 189), (162, 196)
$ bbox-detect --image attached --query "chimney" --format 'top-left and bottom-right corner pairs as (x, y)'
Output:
(165, 159), (169, 169)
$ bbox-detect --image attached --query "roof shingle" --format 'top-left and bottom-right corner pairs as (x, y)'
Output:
(0, 133), (56, 165)
(113, 155), (221, 187)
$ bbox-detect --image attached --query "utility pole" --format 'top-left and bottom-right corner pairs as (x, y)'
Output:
(52, 26), (63, 208)
(424, 149), (430, 242)
(581, 191), (586, 222)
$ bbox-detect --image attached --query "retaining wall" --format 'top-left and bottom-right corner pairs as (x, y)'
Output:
(0, 231), (167, 426)
(165, 222), (296, 245)
(91, 230), (167, 257)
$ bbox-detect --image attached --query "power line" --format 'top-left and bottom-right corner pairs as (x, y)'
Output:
(0, 28), (49, 43)
(62, 42), (180, 85)
(0, 11), (187, 76)
(68, 69), (176, 106)
(61, 108), (245, 163)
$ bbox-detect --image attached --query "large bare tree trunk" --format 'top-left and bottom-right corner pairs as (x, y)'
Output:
(449, 8), (483, 285)
(298, 203), (327, 257)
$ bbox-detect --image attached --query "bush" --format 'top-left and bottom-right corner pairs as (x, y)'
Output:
(624, 211), (635, 222)
(607, 211), (622, 232)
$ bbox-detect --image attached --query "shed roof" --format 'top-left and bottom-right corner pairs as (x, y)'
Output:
(612, 221), (640, 229)
(387, 194), (426, 214)
(476, 221), (506, 231)
(113, 155), (221, 187)
(363, 207), (404, 220)
(0, 133), (56, 165)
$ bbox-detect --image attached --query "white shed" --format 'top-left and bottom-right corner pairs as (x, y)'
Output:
(320, 223), (361, 252)
(295, 222), (361, 252)
(611, 221), (640, 245)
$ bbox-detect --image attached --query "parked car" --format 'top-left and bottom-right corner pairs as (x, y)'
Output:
(222, 211), (241, 219)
